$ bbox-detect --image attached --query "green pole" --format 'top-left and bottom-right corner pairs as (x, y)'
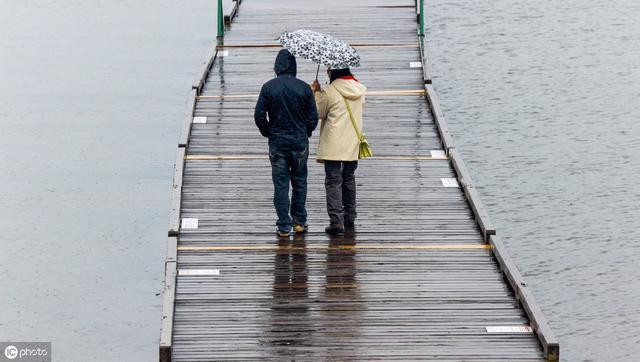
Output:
(419, 0), (424, 36)
(217, 0), (224, 39)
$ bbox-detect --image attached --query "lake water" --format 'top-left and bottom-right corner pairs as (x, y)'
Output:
(0, 1), (218, 360)
(427, 1), (640, 361)
(1, 0), (638, 361)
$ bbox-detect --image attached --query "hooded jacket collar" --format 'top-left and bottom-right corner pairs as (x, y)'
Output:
(331, 78), (367, 100)
(274, 49), (297, 77)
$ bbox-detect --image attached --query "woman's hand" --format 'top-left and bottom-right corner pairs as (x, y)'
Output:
(311, 80), (321, 92)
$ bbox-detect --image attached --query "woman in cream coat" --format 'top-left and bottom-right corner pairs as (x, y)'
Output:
(311, 68), (367, 235)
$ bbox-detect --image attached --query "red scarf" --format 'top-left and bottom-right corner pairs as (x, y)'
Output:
(339, 75), (359, 83)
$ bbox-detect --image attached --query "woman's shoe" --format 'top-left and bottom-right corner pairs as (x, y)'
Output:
(325, 223), (345, 235)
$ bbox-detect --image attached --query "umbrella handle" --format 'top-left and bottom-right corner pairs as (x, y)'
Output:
(315, 64), (320, 82)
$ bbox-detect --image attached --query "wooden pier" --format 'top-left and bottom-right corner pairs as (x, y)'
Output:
(160, 0), (559, 360)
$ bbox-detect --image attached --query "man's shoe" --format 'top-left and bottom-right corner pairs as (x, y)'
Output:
(277, 228), (291, 237)
(293, 223), (308, 233)
(325, 223), (345, 235)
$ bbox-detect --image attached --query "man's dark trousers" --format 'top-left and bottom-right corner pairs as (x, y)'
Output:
(269, 140), (309, 231)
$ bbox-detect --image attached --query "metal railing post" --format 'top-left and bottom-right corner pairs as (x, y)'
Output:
(217, 0), (224, 40)
(419, 0), (425, 36)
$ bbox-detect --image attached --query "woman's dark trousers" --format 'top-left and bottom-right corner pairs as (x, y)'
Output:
(324, 160), (358, 225)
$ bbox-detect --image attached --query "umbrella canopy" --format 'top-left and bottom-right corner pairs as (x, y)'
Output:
(278, 29), (360, 70)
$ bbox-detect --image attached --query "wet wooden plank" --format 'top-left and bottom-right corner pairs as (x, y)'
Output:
(172, 241), (543, 361)
(167, 148), (185, 237)
(224, 0), (242, 28)
(172, 147), (185, 188)
(192, 46), (218, 94)
(418, 35), (432, 84)
(166, 236), (178, 263)
(424, 83), (455, 152)
(159, 260), (177, 362)
(448, 148), (496, 240)
(178, 89), (197, 148)
(489, 235), (560, 360)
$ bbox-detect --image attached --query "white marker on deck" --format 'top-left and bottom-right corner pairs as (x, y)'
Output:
(409, 61), (422, 68)
(178, 269), (220, 276)
(486, 326), (533, 333)
(430, 150), (446, 159)
(192, 116), (207, 124)
(181, 218), (199, 229)
(441, 178), (459, 188)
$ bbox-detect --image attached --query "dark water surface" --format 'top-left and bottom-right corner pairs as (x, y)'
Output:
(1, 1), (638, 361)
(0, 1), (219, 360)
(427, 1), (640, 361)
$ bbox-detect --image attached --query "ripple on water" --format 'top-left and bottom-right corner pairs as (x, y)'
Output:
(428, 0), (640, 360)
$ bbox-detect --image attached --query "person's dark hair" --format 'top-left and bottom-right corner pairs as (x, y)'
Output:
(329, 68), (353, 83)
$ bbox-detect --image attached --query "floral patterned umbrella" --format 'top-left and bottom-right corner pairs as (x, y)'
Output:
(278, 30), (360, 72)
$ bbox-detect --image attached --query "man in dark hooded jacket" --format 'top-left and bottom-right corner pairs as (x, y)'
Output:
(255, 49), (319, 237)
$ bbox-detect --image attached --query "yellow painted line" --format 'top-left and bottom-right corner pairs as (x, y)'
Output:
(177, 244), (490, 252)
(186, 155), (268, 160)
(196, 94), (258, 99)
(353, 44), (419, 48)
(196, 89), (425, 100)
(184, 155), (448, 161)
(325, 283), (358, 288)
(372, 156), (449, 161)
(218, 43), (418, 49)
(273, 283), (359, 289)
(366, 90), (425, 95)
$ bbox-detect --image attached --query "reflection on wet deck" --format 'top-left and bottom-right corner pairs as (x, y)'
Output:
(267, 235), (360, 358)
(173, 223), (543, 360)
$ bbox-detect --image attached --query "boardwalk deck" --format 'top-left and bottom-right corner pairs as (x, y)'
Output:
(160, 0), (559, 361)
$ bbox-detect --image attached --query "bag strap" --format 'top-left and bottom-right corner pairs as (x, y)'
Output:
(342, 96), (364, 141)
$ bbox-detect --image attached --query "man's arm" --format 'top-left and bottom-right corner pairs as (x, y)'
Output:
(254, 84), (270, 138)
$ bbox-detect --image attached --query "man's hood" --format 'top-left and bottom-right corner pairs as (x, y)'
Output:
(274, 49), (297, 76)
(332, 78), (367, 100)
